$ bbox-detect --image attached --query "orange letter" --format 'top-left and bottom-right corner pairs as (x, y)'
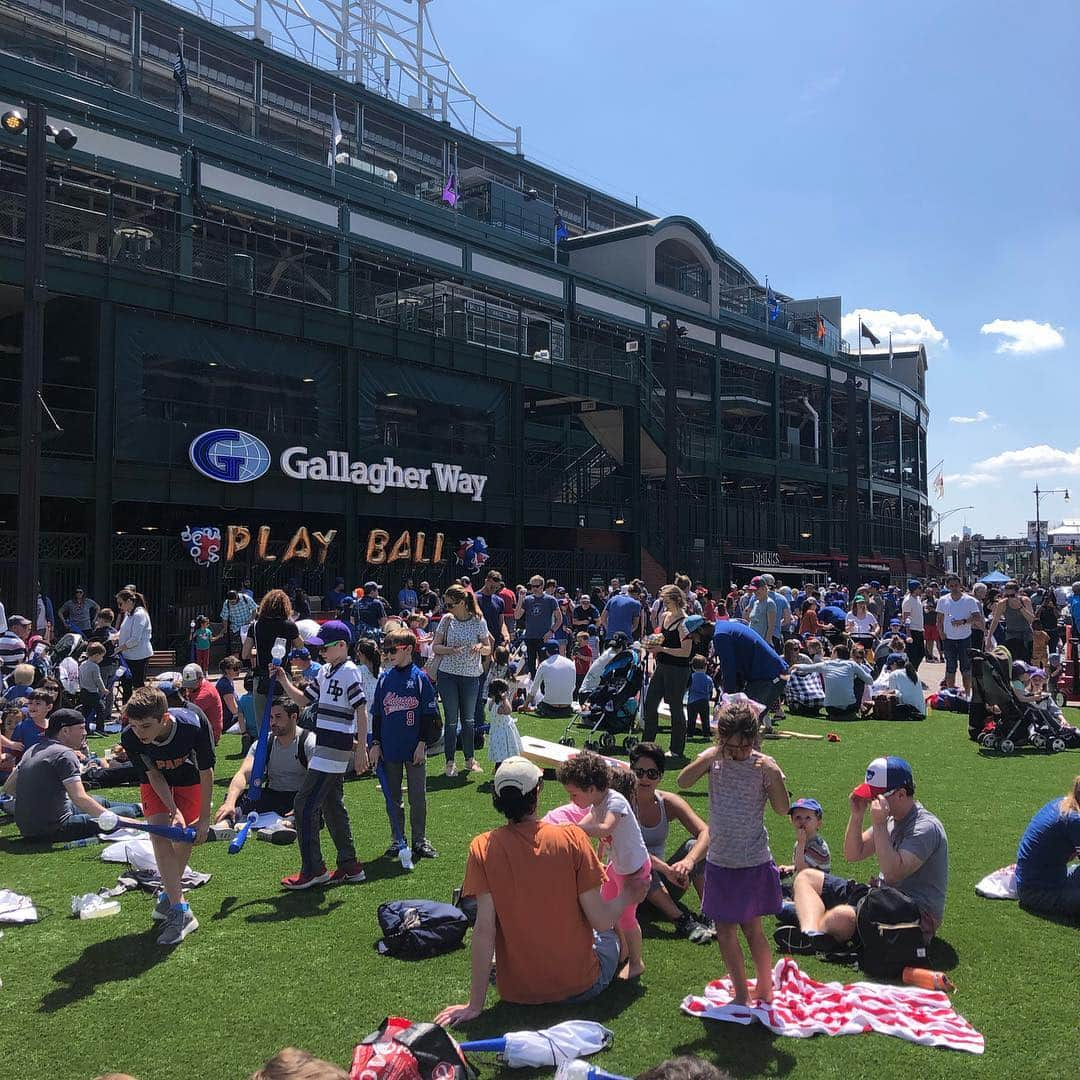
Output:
(366, 529), (390, 564)
(414, 531), (429, 564)
(312, 530), (337, 566)
(256, 525), (276, 562)
(282, 527), (313, 562)
(387, 530), (412, 563)
(226, 526), (250, 562)
(432, 532), (445, 563)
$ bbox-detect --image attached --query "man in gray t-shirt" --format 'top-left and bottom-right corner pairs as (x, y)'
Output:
(779, 756), (948, 953)
(10, 709), (141, 842)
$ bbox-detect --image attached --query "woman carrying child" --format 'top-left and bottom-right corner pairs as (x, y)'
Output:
(677, 701), (789, 1004)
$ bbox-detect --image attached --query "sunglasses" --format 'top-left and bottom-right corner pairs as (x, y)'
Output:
(633, 766), (661, 780)
(381, 643), (413, 654)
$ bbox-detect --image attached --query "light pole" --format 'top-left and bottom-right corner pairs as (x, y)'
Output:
(1033, 484), (1069, 585)
(929, 506), (974, 575)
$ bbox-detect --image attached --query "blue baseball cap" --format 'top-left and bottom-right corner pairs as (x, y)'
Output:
(684, 614), (706, 633)
(788, 798), (823, 817)
(542, 640), (561, 655)
(886, 652), (908, 667)
(853, 756), (913, 799)
(306, 619), (353, 647)
(908, 579), (921, 590)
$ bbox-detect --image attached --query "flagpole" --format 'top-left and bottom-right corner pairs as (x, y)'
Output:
(330, 91), (337, 187)
(177, 27), (184, 135)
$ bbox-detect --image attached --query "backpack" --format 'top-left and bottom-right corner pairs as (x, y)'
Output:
(351, 1016), (476, 1080)
(855, 886), (927, 978)
(933, 687), (969, 714)
(376, 900), (470, 959)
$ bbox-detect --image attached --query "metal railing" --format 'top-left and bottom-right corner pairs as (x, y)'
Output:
(0, 189), (635, 381)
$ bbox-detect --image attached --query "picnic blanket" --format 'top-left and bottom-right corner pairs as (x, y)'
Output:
(975, 864), (1018, 900)
(681, 958), (984, 1055)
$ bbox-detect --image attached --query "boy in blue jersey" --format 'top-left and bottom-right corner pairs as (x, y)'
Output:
(121, 686), (215, 946)
(368, 628), (441, 862)
(685, 654), (714, 739)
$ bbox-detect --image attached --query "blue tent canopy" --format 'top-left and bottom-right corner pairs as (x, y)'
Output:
(978, 569), (1011, 584)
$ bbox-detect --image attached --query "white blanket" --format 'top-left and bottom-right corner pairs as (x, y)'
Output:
(975, 864), (1018, 900)
(681, 958), (984, 1055)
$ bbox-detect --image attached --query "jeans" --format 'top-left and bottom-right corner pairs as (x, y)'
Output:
(439, 672), (481, 763)
(382, 759), (428, 845)
(78, 689), (107, 732)
(1018, 868), (1080, 918)
(26, 797), (143, 843)
(560, 930), (621, 1004)
(293, 768), (356, 875)
(643, 663), (689, 756)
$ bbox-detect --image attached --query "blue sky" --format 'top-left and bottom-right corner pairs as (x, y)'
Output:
(429, 0), (1079, 539)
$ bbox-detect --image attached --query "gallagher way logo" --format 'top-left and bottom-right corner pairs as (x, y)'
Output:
(189, 429), (272, 484)
(188, 430), (487, 502)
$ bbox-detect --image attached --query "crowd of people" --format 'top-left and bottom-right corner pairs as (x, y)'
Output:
(0, 565), (1077, 1062)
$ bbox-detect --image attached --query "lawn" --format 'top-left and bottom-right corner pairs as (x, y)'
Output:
(1, 707), (1077, 1080)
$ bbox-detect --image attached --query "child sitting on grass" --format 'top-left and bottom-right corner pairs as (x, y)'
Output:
(558, 750), (651, 979)
(677, 701), (789, 1005)
(776, 797), (831, 892)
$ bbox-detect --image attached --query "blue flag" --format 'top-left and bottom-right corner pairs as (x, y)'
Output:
(766, 283), (780, 322)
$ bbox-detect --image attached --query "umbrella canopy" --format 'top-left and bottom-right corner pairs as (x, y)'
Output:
(978, 570), (1011, 584)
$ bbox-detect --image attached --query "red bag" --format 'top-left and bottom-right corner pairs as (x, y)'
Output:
(351, 1018), (475, 1080)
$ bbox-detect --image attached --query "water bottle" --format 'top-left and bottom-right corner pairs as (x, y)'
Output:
(64, 836), (104, 850)
(271, 639), (287, 667)
(398, 845), (414, 871)
(554, 1061), (628, 1080)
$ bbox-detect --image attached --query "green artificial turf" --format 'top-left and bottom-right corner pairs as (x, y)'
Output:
(1, 708), (1077, 1080)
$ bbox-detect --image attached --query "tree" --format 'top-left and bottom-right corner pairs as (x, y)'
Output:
(1049, 552), (1080, 584)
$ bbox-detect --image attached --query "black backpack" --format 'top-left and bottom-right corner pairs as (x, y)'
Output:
(855, 886), (928, 978)
(376, 900), (470, 959)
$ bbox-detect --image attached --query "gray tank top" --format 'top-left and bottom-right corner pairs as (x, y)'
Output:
(1003, 600), (1032, 640)
(638, 792), (670, 858)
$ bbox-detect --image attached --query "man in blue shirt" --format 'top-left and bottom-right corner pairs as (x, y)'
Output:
(1067, 582), (1080, 637)
(600, 585), (642, 644)
(515, 576), (562, 675)
(397, 578), (419, 613)
(323, 578), (350, 613)
(354, 583), (389, 635)
(712, 620), (787, 713)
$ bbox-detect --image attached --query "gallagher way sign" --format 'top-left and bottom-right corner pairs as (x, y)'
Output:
(189, 429), (488, 502)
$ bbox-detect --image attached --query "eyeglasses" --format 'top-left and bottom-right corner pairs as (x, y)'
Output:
(381, 643), (413, 654)
(633, 766), (661, 780)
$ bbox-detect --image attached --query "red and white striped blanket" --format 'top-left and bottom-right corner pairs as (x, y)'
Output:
(681, 958), (984, 1055)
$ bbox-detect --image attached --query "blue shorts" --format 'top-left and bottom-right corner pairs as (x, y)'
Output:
(942, 636), (973, 675)
(820, 874), (871, 911)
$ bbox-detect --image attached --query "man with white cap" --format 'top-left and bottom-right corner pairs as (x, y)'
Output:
(434, 755), (651, 1026)
(182, 663), (223, 745)
(775, 756), (948, 955)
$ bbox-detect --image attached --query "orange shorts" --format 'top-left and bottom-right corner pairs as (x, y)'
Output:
(140, 783), (202, 827)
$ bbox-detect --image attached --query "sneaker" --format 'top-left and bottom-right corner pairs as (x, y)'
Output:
(156, 904), (198, 946)
(444, 762), (457, 777)
(673, 911), (698, 939)
(151, 891), (172, 922)
(773, 925), (816, 954)
(688, 919), (716, 945)
(465, 759), (483, 774)
(412, 838), (439, 860)
(330, 861), (367, 884)
(384, 841), (406, 858)
(280, 866), (332, 890)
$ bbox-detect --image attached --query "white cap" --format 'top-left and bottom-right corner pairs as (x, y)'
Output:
(493, 755), (542, 795)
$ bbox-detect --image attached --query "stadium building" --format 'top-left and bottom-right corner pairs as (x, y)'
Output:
(0, 0), (931, 642)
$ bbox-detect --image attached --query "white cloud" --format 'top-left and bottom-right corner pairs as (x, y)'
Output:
(840, 308), (947, 349)
(944, 444), (1080, 491)
(948, 410), (989, 424)
(979, 318), (1065, 354)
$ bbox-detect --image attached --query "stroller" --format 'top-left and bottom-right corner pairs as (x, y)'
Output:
(969, 650), (1071, 754)
(560, 645), (643, 753)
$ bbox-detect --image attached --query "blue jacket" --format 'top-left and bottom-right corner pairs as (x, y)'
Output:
(370, 664), (440, 762)
(712, 621), (787, 692)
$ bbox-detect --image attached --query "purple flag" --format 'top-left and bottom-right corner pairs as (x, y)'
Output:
(441, 172), (458, 208)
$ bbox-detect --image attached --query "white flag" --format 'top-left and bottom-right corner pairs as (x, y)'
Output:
(328, 106), (342, 167)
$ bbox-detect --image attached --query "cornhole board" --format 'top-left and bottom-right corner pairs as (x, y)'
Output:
(519, 734), (629, 772)
(657, 701), (822, 740)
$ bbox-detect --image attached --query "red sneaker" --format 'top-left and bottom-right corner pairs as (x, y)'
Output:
(280, 866), (331, 890)
(330, 861), (367, 884)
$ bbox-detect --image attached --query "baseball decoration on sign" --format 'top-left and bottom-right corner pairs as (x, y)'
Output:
(181, 525), (223, 567)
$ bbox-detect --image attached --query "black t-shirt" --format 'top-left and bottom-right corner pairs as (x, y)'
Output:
(121, 708), (216, 788)
(416, 590), (440, 614)
(573, 603), (600, 628)
(246, 617), (301, 682)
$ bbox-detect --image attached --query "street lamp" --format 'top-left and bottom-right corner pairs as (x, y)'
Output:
(929, 506), (975, 565)
(1033, 484), (1069, 585)
(0, 104), (77, 617)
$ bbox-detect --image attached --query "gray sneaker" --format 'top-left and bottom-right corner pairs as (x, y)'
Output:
(151, 891), (172, 922)
(156, 905), (198, 946)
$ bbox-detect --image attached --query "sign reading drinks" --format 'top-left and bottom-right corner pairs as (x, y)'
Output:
(750, 551), (781, 566)
(189, 429), (488, 502)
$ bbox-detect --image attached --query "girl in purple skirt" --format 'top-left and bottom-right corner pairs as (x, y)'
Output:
(677, 701), (789, 1004)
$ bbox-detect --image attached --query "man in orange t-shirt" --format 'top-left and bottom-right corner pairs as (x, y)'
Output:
(435, 756), (650, 1025)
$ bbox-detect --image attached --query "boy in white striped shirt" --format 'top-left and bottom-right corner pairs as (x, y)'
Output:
(276, 620), (369, 889)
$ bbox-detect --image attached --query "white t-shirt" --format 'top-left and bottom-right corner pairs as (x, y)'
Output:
(527, 654), (577, 707)
(937, 593), (981, 640)
(901, 594), (925, 631)
(883, 668), (928, 715)
(589, 788), (650, 876)
(846, 611), (879, 636)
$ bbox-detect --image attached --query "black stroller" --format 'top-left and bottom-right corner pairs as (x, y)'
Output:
(970, 650), (1071, 754)
(560, 645), (643, 753)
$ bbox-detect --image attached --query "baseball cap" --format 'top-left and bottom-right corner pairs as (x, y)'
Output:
(889, 618), (902, 627)
(684, 614), (705, 633)
(47, 707), (86, 733)
(870, 580), (881, 588)
(8, 614), (30, 627)
(853, 594), (866, 603)
(788, 798), (823, 817)
(181, 663), (205, 689)
(908, 579), (921, 590)
(306, 619), (353, 647)
(885, 653), (908, 667)
(363, 581), (379, 591)
(750, 575), (764, 587)
(541, 640), (561, 655)
(852, 756), (913, 799)
(493, 755), (542, 795)
(1029, 668), (1047, 679)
